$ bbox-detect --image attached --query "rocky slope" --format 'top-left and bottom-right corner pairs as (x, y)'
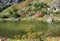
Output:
(0, 0), (25, 11)
(0, 0), (60, 18)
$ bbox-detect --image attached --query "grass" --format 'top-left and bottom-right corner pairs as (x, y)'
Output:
(9, 39), (40, 41)
(8, 38), (60, 41)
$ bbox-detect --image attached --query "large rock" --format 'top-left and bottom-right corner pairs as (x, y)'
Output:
(47, 18), (53, 23)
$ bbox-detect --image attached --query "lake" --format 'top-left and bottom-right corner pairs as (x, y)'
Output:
(0, 21), (60, 38)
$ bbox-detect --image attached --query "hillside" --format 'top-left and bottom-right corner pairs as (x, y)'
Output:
(0, 0), (34, 17)
(0, 0), (60, 18)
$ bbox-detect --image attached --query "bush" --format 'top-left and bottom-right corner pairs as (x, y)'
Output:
(9, 11), (21, 18)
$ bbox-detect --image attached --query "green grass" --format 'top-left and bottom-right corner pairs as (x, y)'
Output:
(0, 4), (17, 16)
(9, 39), (40, 41)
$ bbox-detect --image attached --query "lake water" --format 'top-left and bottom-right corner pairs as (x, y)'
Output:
(0, 21), (60, 38)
